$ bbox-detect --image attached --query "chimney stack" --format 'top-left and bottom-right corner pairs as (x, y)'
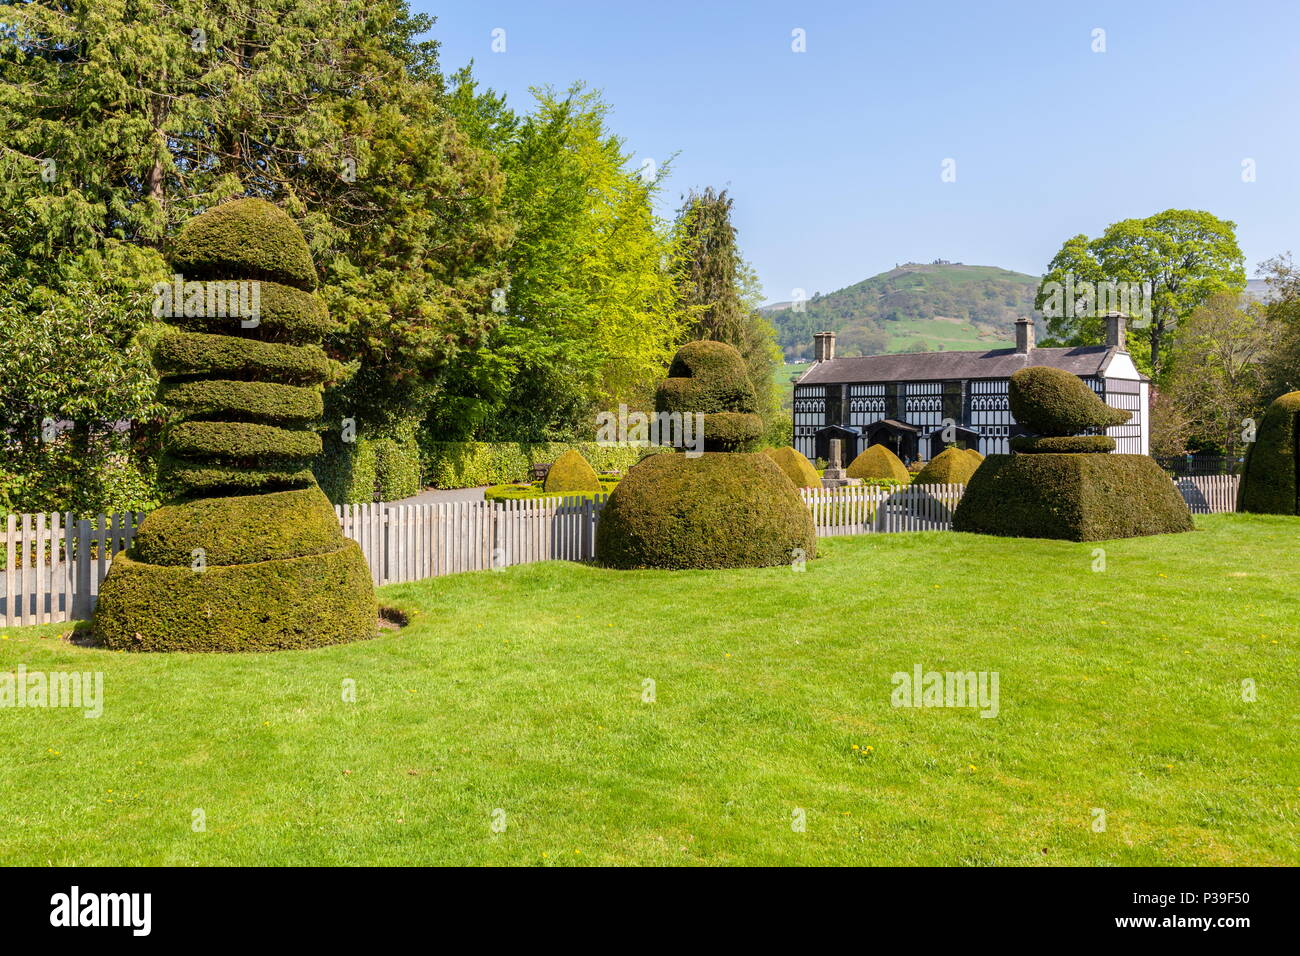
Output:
(813, 331), (836, 363)
(1014, 317), (1035, 354)
(1103, 311), (1128, 352)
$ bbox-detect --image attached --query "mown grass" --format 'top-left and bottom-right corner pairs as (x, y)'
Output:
(1, 514), (1296, 866)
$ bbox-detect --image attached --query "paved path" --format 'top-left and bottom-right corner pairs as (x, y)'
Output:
(387, 486), (487, 506)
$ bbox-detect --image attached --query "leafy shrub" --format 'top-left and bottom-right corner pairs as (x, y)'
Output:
(1011, 435), (1116, 454)
(544, 448), (602, 494)
(847, 443), (910, 482)
(595, 452), (816, 569)
(158, 457), (316, 497)
(761, 446), (821, 488)
(965, 448), (985, 463)
(913, 447), (979, 485)
(1008, 366), (1130, 436)
(1237, 391), (1300, 514)
(952, 453), (1194, 541)
(168, 197), (319, 291)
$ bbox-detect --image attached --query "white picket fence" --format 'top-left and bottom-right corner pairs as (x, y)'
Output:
(1173, 474), (1239, 514)
(0, 474), (1244, 627)
(801, 484), (966, 536)
(336, 496), (606, 586)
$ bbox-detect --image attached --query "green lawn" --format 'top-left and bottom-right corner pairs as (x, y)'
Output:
(2, 514), (1296, 865)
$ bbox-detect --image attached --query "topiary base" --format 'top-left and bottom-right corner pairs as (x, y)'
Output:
(952, 452), (1194, 541)
(94, 542), (376, 652)
(595, 452), (816, 569)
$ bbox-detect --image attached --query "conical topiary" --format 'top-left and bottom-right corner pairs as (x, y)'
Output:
(964, 447), (985, 464)
(94, 199), (376, 651)
(544, 448), (602, 494)
(597, 341), (814, 569)
(847, 443), (910, 483)
(914, 446), (980, 485)
(761, 446), (821, 488)
(1237, 391), (1300, 514)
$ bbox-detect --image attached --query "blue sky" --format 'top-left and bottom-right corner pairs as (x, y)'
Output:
(421, 0), (1300, 304)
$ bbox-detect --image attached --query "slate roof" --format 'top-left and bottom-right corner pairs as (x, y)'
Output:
(796, 346), (1142, 386)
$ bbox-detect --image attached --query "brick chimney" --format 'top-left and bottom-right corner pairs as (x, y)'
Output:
(1103, 311), (1128, 352)
(813, 331), (836, 363)
(1015, 317), (1035, 354)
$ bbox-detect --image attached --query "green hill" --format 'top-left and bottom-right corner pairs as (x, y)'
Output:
(764, 262), (1042, 361)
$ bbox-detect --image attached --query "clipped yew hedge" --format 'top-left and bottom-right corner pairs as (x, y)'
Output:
(952, 453), (1193, 541)
(544, 448), (602, 494)
(847, 443), (910, 482)
(169, 197), (318, 291)
(154, 332), (333, 386)
(762, 445), (821, 488)
(96, 543), (374, 652)
(596, 452), (815, 569)
(1237, 391), (1300, 514)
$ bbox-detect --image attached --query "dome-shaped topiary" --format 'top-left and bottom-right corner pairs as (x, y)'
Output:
(595, 452), (815, 569)
(846, 443), (910, 482)
(95, 199), (374, 651)
(964, 447), (985, 463)
(761, 446), (821, 488)
(913, 446), (980, 485)
(1237, 390), (1300, 514)
(169, 197), (319, 291)
(544, 448), (602, 494)
(655, 340), (763, 451)
(1009, 366), (1130, 436)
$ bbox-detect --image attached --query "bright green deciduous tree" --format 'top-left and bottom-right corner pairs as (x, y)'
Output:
(1036, 209), (1245, 377)
(432, 78), (683, 441)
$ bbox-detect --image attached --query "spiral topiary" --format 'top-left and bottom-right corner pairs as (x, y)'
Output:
(598, 341), (814, 569)
(94, 198), (376, 651)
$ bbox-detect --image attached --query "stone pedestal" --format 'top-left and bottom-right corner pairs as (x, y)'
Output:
(820, 438), (861, 488)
